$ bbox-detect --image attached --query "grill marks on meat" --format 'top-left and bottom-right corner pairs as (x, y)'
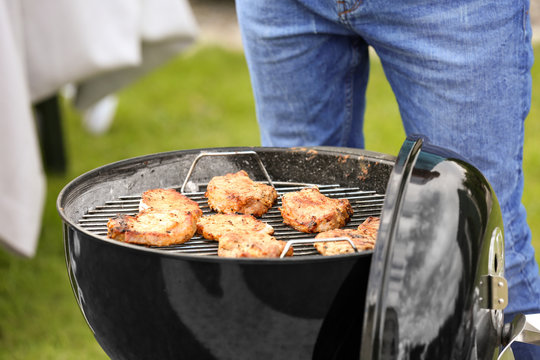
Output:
(202, 171), (284, 257)
(107, 188), (202, 246)
(314, 229), (375, 256)
(314, 217), (380, 256)
(205, 170), (277, 217)
(107, 209), (198, 246)
(280, 187), (353, 233)
(357, 216), (380, 238)
(139, 188), (202, 220)
(218, 231), (293, 258)
(197, 214), (274, 241)
(105, 181), (376, 258)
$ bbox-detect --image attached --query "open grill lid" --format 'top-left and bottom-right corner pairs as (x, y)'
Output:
(361, 135), (506, 359)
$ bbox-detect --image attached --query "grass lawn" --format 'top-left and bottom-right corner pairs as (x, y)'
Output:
(0, 44), (539, 359)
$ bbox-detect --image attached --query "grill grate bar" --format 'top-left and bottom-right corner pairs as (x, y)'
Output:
(83, 211), (137, 218)
(165, 249), (218, 255)
(78, 182), (385, 257)
(101, 200), (141, 206)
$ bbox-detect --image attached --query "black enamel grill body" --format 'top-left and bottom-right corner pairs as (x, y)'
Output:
(57, 136), (507, 359)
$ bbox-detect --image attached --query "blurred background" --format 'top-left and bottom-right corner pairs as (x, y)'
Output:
(0, 0), (539, 358)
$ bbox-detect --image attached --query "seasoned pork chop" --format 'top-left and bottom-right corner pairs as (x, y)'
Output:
(197, 213), (274, 241)
(107, 209), (197, 246)
(280, 187), (353, 233)
(314, 228), (375, 256)
(218, 230), (293, 258)
(205, 170), (277, 217)
(357, 216), (380, 239)
(139, 188), (202, 220)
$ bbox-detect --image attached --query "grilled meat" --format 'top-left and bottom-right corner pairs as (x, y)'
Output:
(205, 170), (277, 217)
(280, 187), (353, 233)
(357, 216), (380, 239)
(107, 209), (197, 246)
(314, 228), (375, 256)
(314, 217), (380, 256)
(217, 230), (293, 258)
(139, 188), (202, 220)
(197, 213), (274, 241)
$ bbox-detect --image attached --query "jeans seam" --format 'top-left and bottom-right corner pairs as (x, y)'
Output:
(341, 40), (361, 146)
(503, 201), (540, 311)
(501, 0), (537, 315)
(513, 0), (537, 303)
(337, 0), (362, 17)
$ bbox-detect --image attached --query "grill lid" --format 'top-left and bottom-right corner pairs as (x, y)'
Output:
(361, 135), (505, 359)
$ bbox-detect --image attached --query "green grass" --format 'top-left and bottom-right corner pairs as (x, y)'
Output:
(0, 44), (538, 359)
(523, 47), (540, 243)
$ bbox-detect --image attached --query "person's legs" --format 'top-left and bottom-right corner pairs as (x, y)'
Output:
(236, 0), (370, 148)
(351, 0), (540, 356)
(238, 0), (540, 356)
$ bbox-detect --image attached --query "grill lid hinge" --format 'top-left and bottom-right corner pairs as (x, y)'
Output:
(479, 274), (508, 310)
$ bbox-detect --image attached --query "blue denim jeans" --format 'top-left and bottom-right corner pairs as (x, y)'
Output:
(236, 0), (540, 357)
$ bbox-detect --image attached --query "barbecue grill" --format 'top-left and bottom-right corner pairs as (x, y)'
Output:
(57, 135), (540, 359)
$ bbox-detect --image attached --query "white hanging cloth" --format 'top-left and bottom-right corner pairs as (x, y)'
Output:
(0, 0), (46, 257)
(20, 0), (198, 107)
(74, 0), (199, 110)
(0, 0), (198, 257)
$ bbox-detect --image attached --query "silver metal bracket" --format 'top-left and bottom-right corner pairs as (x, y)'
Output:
(478, 274), (508, 310)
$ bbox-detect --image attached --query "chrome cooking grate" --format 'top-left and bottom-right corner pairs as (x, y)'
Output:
(77, 182), (385, 257)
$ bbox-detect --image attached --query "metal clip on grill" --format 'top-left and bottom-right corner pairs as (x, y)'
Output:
(180, 150), (275, 193)
(280, 237), (359, 258)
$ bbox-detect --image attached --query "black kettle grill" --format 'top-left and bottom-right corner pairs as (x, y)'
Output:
(57, 135), (540, 359)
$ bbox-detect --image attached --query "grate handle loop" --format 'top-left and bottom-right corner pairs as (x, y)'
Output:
(180, 150), (275, 193)
(280, 237), (359, 258)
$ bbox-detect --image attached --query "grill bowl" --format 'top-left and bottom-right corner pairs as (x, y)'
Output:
(58, 146), (394, 359)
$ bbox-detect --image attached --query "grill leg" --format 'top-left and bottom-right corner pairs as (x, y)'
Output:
(34, 94), (67, 174)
